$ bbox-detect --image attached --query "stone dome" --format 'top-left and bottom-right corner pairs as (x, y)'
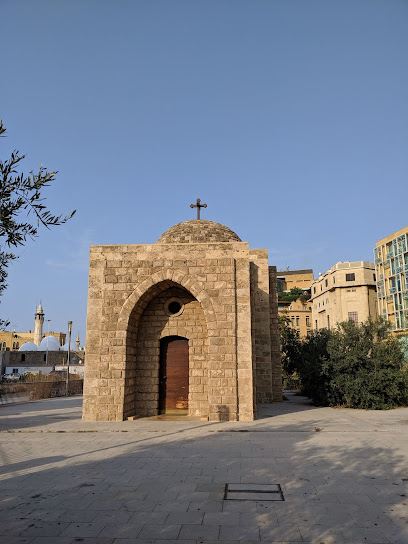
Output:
(157, 220), (242, 244)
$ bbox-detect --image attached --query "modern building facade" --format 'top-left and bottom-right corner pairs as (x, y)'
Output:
(374, 226), (408, 333)
(310, 261), (377, 330)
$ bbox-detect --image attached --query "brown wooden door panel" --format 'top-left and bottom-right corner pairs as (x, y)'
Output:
(159, 337), (189, 413)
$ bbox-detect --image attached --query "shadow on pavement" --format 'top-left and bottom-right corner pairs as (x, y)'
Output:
(0, 393), (408, 542)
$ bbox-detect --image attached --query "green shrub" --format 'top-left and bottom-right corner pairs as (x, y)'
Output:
(282, 317), (408, 409)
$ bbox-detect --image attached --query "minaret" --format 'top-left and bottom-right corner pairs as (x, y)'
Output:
(34, 303), (44, 346)
(76, 334), (80, 349)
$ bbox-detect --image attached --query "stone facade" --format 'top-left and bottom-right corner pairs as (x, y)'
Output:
(83, 220), (282, 422)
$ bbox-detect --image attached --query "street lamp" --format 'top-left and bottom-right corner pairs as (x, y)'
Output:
(46, 319), (51, 365)
(66, 321), (72, 397)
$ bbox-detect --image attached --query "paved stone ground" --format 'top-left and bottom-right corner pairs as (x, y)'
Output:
(1, 393), (408, 544)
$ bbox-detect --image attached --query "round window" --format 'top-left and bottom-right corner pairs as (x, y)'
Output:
(164, 297), (184, 317)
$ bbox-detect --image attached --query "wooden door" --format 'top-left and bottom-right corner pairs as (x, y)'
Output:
(159, 337), (189, 414)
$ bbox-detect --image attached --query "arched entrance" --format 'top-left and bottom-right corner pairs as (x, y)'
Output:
(128, 283), (209, 418)
(159, 336), (189, 414)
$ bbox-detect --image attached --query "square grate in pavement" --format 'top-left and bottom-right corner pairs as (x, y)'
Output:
(224, 483), (284, 501)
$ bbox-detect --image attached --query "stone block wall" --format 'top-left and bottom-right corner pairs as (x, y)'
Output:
(133, 286), (208, 417)
(83, 242), (257, 422)
(269, 266), (283, 401)
(249, 250), (273, 404)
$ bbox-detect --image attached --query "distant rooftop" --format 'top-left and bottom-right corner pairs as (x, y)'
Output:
(277, 269), (313, 276)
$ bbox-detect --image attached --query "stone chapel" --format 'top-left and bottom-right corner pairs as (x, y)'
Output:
(82, 212), (282, 422)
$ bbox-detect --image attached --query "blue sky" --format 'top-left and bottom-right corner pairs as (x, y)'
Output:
(1, 0), (407, 344)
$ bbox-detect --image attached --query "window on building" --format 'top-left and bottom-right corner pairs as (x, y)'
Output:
(373, 274), (376, 281)
(346, 273), (355, 281)
(16, 342), (19, 349)
(12, 368), (18, 374)
(306, 316), (310, 327)
(21, 354), (25, 362)
(348, 311), (358, 325)
(2, 342), (6, 350)
(43, 354), (47, 362)
(296, 316), (299, 326)
(333, 276), (335, 284)
(315, 320), (318, 329)
(327, 315), (330, 328)
(313, 287), (316, 294)
(325, 279), (328, 287)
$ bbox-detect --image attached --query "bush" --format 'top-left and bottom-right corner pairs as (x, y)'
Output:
(282, 317), (408, 409)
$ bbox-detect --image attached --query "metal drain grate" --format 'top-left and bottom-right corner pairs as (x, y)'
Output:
(224, 483), (284, 501)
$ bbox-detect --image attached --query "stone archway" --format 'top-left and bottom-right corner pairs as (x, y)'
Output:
(119, 275), (212, 419)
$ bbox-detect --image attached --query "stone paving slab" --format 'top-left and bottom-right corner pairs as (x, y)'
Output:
(1, 392), (408, 543)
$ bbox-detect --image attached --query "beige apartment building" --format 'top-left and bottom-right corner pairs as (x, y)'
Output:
(374, 226), (408, 333)
(277, 269), (314, 293)
(310, 261), (378, 330)
(278, 298), (312, 337)
(277, 269), (313, 337)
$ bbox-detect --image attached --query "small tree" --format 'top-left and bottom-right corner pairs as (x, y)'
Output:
(0, 121), (76, 327)
(278, 287), (304, 302)
(293, 318), (408, 409)
(279, 315), (303, 389)
(296, 328), (332, 405)
(327, 319), (408, 409)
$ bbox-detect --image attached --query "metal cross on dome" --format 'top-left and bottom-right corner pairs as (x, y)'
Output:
(190, 198), (207, 219)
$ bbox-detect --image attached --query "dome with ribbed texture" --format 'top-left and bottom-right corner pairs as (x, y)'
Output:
(157, 220), (242, 244)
